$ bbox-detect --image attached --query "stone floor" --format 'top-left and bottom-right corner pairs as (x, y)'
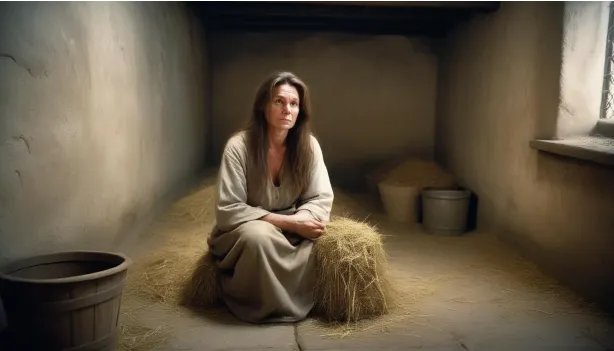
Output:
(121, 190), (614, 351)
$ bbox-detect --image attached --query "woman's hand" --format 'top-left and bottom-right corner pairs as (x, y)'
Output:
(262, 210), (326, 240)
(292, 210), (326, 240)
(293, 218), (326, 239)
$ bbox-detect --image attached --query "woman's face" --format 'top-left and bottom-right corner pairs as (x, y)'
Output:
(265, 84), (300, 131)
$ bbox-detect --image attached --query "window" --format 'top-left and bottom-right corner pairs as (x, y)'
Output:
(600, 2), (614, 119)
(531, 2), (614, 167)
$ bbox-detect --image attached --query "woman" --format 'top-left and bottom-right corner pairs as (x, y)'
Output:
(207, 72), (334, 324)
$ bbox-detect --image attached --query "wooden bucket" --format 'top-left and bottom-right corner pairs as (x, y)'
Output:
(0, 251), (131, 351)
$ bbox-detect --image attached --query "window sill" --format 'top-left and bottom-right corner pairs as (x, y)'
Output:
(530, 135), (614, 167)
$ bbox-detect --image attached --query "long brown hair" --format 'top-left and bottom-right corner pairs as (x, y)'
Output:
(244, 71), (314, 194)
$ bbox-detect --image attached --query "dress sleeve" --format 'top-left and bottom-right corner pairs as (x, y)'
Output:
(296, 136), (334, 223)
(215, 136), (270, 232)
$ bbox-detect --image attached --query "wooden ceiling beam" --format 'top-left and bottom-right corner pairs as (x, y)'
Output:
(224, 0), (501, 11)
(189, 1), (500, 37)
(194, 1), (496, 18)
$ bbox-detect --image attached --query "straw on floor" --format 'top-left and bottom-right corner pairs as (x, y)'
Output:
(117, 323), (171, 351)
(116, 172), (590, 345)
(118, 184), (397, 333)
(116, 173), (437, 346)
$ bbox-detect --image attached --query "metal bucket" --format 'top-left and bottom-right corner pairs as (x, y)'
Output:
(421, 188), (471, 235)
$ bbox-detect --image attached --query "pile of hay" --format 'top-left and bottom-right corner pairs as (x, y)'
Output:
(312, 216), (394, 323)
(179, 251), (224, 309)
(123, 249), (222, 310)
(379, 158), (457, 188)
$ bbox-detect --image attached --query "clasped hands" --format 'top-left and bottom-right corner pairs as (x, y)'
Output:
(291, 210), (326, 240)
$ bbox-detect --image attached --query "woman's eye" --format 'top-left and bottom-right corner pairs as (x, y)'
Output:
(291, 102), (298, 107)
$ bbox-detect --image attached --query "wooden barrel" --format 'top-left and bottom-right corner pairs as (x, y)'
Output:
(0, 251), (131, 351)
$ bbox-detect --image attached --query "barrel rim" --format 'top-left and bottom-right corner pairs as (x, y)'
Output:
(0, 251), (132, 285)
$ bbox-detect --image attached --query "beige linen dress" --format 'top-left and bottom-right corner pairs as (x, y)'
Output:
(207, 131), (334, 323)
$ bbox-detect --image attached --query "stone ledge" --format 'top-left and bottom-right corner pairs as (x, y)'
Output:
(530, 136), (614, 167)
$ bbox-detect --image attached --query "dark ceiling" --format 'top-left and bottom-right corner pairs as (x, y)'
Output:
(188, 1), (500, 37)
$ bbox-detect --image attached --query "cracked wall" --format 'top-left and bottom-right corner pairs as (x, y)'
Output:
(0, 3), (209, 264)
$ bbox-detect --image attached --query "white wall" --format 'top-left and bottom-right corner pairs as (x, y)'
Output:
(0, 2), (209, 263)
(209, 31), (439, 190)
(437, 2), (614, 310)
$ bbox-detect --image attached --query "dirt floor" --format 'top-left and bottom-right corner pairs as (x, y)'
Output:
(116, 175), (614, 351)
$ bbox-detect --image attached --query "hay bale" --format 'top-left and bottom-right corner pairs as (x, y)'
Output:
(312, 216), (394, 323)
(179, 251), (224, 309)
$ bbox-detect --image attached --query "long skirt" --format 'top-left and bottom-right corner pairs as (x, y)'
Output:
(207, 220), (316, 323)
